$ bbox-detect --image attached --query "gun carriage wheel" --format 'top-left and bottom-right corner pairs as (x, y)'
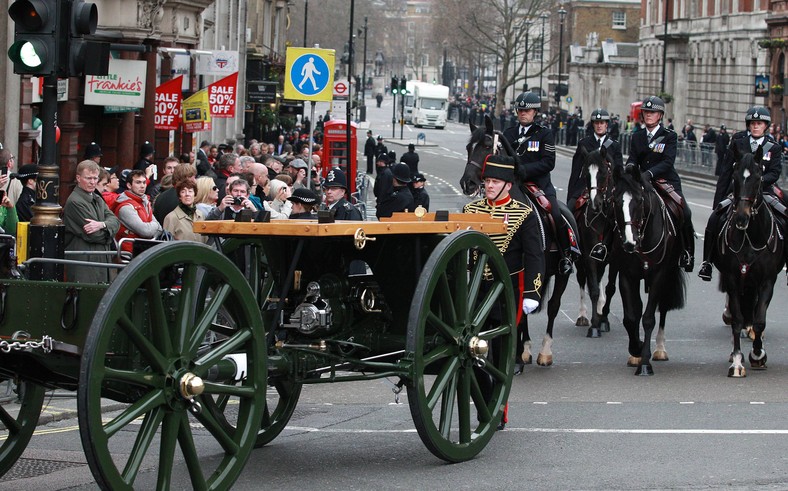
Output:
(78, 242), (266, 490)
(0, 380), (45, 476)
(406, 230), (515, 462)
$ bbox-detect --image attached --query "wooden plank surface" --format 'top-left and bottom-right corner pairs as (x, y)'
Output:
(194, 213), (506, 237)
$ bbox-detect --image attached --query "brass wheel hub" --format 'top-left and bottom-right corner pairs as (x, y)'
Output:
(179, 372), (205, 399)
(468, 336), (489, 358)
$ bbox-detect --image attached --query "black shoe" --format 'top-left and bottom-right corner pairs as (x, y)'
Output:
(698, 261), (713, 282)
(559, 257), (574, 276)
(680, 251), (694, 272)
(589, 243), (608, 262)
(497, 422), (506, 431)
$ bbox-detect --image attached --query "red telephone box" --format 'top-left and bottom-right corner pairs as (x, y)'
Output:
(322, 119), (358, 194)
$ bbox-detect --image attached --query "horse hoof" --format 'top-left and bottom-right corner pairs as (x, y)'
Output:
(749, 353), (767, 370)
(587, 327), (600, 338)
(521, 352), (532, 365)
(722, 309), (732, 326)
(576, 316), (590, 327)
(652, 350), (669, 361)
(627, 356), (641, 367)
(600, 320), (610, 332)
(536, 353), (553, 367)
(635, 364), (654, 376)
(728, 366), (747, 378)
(514, 362), (525, 375)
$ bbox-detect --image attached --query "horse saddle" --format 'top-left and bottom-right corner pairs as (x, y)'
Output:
(524, 182), (551, 213)
(654, 179), (684, 224)
(523, 182), (580, 257)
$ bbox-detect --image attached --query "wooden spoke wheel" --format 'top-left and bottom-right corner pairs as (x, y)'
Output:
(406, 230), (515, 462)
(0, 380), (45, 476)
(78, 242), (266, 491)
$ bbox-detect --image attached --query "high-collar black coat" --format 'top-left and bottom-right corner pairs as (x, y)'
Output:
(567, 134), (623, 204)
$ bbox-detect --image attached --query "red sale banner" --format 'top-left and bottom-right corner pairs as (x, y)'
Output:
(208, 72), (238, 119)
(154, 76), (183, 131)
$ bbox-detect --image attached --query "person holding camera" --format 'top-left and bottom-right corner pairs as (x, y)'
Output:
(206, 178), (256, 220)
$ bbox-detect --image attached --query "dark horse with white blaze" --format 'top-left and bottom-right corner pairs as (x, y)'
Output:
(610, 163), (687, 376)
(573, 146), (619, 339)
(709, 146), (785, 377)
(461, 116), (578, 367)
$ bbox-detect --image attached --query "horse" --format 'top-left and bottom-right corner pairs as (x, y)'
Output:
(610, 163), (687, 376)
(573, 146), (619, 339)
(462, 115), (577, 367)
(709, 147), (786, 377)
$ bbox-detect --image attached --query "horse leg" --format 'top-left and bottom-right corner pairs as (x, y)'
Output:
(515, 315), (529, 374)
(599, 265), (618, 333)
(728, 293), (746, 377)
(538, 275), (570, 366)
(722, 294), (732, 326)
(520, 315), (533, 365)
(576, 261), (590, 328)
(652, 309), (669, 361)
(749, 281), (775, 370)
(585, 261), (602, 338)
(618, 272), (643, 367)
(636, 292), (658, 376)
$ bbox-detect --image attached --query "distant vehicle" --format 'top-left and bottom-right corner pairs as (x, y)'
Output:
(403, 80), (418, 124)
(412, 83), (450, 129)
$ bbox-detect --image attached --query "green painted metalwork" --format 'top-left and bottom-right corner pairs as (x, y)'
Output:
(0, 380), (45, 475)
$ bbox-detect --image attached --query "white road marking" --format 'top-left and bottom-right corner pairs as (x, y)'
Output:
(280, 426), (788, 435)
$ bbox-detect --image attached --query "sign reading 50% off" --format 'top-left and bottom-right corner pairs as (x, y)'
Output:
(208, 72), (239, 118)
(154, 76), (183, 131)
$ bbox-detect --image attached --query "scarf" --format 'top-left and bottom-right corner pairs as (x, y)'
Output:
(178, 202), (196, 219)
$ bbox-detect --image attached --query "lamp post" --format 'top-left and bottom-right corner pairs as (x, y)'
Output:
(359, 16), (368, 121)
(303, 0), (308, 46)
(442, 41), (448, 86)
(539, 12), (548, 100)
(524, 21), (532, 92)
(346, 0), (354, 156)
(556, 7), (567, 108)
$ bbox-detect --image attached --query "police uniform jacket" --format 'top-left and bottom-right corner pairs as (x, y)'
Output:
(411, 187), (430, 211)
(567, 134), (623, 204)
(375, 185), (415, 219)
(463, 195), (545, 305)
(327, 197), (362, 220)
(364, 136), (376, 158)
(400, 151), (420, 175)
(626, 124), (681, 191)
(373, 166), (393, 198)
(502, 123), (557, 197)
(713, 131), (783, 208)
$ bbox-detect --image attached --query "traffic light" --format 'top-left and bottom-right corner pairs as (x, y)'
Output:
(399, 77), (407, 94)
(391, 76), (399, 95)
(63, 0), (106, 77)
(8, 0), (58, 75)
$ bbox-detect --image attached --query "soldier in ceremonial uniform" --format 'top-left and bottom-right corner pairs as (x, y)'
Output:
(375, 163), (415, 219)
(699, 106), (783, 281)
(503, 91), (573, 275)
(320, 168), (362, 220)
(567, 108), (624, 261)
(463, 154), (545, 430)
(626, 95), (695, 272)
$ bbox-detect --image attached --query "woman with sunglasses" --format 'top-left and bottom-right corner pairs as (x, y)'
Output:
(195, 176), (219, 217)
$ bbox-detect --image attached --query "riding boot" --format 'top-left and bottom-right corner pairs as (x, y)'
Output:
(679, 221), (695, 273)
(698, 226), (714, 281)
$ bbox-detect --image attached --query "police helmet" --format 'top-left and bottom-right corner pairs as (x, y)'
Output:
(391, 163), (412, 183)
(322, 167), (348, 189)
(641, 96), (666, 113)
(745, 106), (771, 124)
(514, 92), (541, 111)
(590, 108), (610, 121)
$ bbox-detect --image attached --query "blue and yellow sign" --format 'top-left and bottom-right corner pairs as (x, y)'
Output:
(284, 47), (335, 102)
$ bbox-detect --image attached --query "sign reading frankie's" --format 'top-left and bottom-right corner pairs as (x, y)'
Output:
(85, 59), (147, 108)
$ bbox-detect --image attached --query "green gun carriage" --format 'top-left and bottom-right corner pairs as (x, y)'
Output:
(0, 212), (516, 490)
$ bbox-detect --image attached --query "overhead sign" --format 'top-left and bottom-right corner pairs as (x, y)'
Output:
(284, 47), (335, 102)
(208, 72), (238, 118)
(155, 76), (183, 131)
(85, 59), (147, 108)
(195, 50), (240, 76)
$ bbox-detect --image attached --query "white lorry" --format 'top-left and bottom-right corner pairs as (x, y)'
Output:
(403, 80), (418, 124)
(411, 83), (450, 129)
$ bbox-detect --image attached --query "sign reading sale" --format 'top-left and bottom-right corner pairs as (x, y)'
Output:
(208, 72), (238, 118)
(154, 76), (183, 131)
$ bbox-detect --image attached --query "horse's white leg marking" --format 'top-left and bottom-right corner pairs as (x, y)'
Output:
(589, 165), (598, 203)
(622, 192), (636, 246)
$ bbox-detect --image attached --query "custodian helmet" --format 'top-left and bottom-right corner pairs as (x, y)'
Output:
(590, 108), (610, 121)
(745, 106), (771, 124)
(514, 91), (541, 110)
(641, 96), (666, 113)
(391, 163), (412, 183)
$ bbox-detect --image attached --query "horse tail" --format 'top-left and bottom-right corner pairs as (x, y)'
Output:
(658, 266), (687, 312)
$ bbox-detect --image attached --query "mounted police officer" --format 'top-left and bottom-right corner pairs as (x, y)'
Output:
(699, 106), (783, 281)
(567, 108), (623, 261)
(503, 91), (573, 275)
(463, 154), (545, 430)
(320, 168), (362, 220)
(626, 95), (695, 272)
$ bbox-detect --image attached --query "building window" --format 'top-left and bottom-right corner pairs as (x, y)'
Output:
(408, 22), (415, 32)
(612, 11), (626, 29)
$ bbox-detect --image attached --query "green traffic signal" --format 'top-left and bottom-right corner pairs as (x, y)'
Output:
(8, 39), (47, 69)
(8, 0), (57, 75)
(391, 76), (399, 95)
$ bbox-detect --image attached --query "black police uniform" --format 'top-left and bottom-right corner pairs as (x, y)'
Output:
(411, 187), (430, 210)
(503, 121), (572, 273)
(400, 150), (420, 176)
(328, 197), (362, 220)
(713, 131), (783, 208)
(15, 186), (35, 222)
(290, 211), (317, 220)
(375, 185), (415, 219)
(567, 133), (623, 208)
(626, 123), (695, 270)
(373, 165), (393, 199)
(364, 135), (376, 174)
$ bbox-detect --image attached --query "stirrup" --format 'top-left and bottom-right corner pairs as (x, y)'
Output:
(680, 251), (694, 272)
(698, 261), (713, 282)
(589, 243), (608, 262)
(559, 257), (574, 275)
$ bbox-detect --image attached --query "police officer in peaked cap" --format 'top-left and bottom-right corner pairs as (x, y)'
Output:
(567, 107), (624, 262)
(321, 168), (362, 220)
(699, 106), (783, 281)
(626, 95), (695, 272)
(503, 91), (573, 275)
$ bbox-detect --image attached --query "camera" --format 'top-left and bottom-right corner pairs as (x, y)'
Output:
(232, 196), (244, 206)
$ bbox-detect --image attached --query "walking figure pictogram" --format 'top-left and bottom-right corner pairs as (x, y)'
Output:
(298, 57), (322, 91)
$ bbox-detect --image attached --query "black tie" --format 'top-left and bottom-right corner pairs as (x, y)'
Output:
(647, 133), (653, 143)
(598, 138), (604, 148)
(520, 127), (526, 138)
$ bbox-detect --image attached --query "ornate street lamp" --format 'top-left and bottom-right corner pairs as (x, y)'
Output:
(556, 7), (567, 107)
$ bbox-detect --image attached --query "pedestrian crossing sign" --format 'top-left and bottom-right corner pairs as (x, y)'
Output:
(284, 48), (335, 102)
